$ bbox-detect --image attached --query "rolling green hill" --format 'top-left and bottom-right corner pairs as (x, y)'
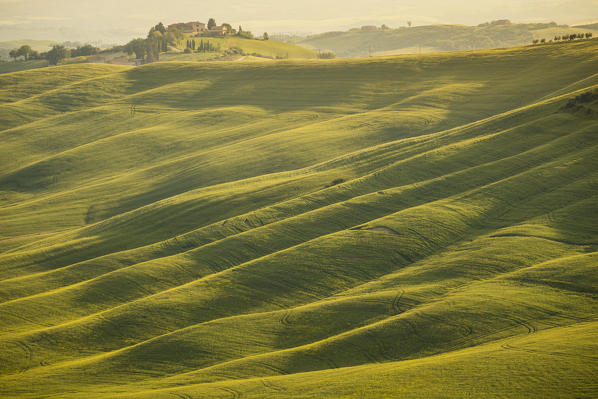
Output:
(296, 22), (598, 57)
(0, 39), (597, 398)
(0, 59), (50, 74)
(0, 40), (54, 73)
(575, 22), (598, 30)
(163, 35), (318, 61)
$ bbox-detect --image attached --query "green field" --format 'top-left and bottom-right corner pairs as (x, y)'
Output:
(164, 35), (318, 61)
(297, 23), (598, 57)
(0, 39), (597, 398)
(0, 59), (50, 74)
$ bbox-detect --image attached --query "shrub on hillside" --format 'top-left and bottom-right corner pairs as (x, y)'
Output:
(317, 51), (336, 59)
(561, 90), (598, 113)
(326, 178), (345, 187)
(238, 30), (254, 39)
(224, 47), (245, 56)
(125, 38), (147, 59)
(45, 45), (70, 65)
(8, 45), (40, 61)
(71, 44), (99, 57)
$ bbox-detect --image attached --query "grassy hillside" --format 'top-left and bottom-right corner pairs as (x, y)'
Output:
(164, 35), (318, 61)
(0, 59), (49, 74)
(0, 39), (53, 73)
(575, 22), (598, 30)
(297, 23), (598, 57)
(0, 39), (597, 398)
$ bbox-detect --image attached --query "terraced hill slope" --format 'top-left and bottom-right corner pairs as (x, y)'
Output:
(0, 39), (597, 398)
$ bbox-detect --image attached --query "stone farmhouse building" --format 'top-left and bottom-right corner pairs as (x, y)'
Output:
(168, 21), (207, 34)
(210, 25), (228, 36)
(167, 21), (229, 36)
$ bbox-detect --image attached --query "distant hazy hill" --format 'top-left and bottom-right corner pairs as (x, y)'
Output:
(296, 22), (598, 57)
(0, 39), (55, 60)
(575, 22), (598, 30)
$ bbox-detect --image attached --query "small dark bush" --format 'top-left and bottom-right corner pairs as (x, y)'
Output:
(317, 51), (336, 59)
(327, 178), (345, 187)
(561, 90), (598, 113)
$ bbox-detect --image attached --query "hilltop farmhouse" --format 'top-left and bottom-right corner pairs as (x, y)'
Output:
(168, 21), (228, 36)
(210, 25), (228, 36)
(168, 21), (206, 34)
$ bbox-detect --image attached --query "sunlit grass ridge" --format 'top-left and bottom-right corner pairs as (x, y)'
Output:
(0, 40), (597, 398)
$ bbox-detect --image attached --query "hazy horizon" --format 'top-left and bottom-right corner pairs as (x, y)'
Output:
(0, 0), (597, 44)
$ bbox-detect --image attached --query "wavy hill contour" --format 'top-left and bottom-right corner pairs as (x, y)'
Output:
(0, 40), (597, 398)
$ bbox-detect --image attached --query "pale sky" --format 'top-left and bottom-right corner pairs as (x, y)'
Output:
(0, 0), (597, 44)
